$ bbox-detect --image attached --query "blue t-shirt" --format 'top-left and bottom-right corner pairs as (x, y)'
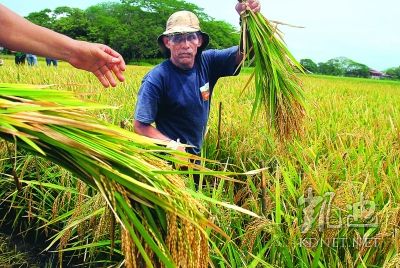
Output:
(134, 46), (240, 155)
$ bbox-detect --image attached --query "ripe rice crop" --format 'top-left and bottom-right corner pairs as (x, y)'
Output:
(238, 3), (306, 139)
(0, 58), (400, 267)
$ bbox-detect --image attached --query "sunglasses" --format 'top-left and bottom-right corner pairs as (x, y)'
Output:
(167, 32), (200, 44)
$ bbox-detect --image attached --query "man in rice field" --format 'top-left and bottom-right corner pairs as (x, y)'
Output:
(134, 0), (261, 163)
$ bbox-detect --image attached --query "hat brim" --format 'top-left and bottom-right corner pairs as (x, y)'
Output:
(157, 31), (209, 58)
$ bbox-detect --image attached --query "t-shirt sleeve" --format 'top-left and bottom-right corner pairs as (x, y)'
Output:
(208, 46), (241, 78)
(134, 79), (161, 124)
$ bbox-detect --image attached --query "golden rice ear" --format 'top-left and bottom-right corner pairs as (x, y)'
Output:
(0, 83), (259, 267)
(239, 7), (306, 139)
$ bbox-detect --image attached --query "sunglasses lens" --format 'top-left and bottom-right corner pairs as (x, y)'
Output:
(187, 33), (198, 42)
(169, 33), (199, 44)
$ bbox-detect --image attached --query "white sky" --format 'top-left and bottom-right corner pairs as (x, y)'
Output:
(2, 0), (399, 70)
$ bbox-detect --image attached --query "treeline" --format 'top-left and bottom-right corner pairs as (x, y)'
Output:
(384, 66), (400, 79)
(19, 0), (400, 78)
(25, 0), (239, 63)
(300, 57), (400, 79)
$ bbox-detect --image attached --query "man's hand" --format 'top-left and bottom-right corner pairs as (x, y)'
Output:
(68, 41), (126, 88)
(0, 5), (126, 88)
(166, 139), (186, 153)
(235, 0), (261, 15)
(166, 139), (191, 169)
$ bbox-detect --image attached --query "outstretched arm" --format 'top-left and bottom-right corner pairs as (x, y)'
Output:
(0, 4), (126, 87)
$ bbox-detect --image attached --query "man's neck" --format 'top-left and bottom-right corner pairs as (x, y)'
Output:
(170, 58), (195, 70)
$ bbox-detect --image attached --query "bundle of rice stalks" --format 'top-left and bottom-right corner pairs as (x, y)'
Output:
(0, 83), (256, 267)
(238, 1), (306, 139)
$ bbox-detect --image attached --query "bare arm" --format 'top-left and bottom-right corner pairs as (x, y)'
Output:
(134, 120), (186, 152)
(0, 4), (125, 87)
(134, 120), (171, 141)
(0, 5), (74, 60)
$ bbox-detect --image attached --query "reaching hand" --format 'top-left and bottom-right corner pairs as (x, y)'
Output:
(0, 4), (126, 88)
(67, 41), (126, 88)
(236, 0), (261, 15)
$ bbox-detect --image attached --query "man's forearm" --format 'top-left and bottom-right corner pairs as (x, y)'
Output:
(134, 120), (171, 141)
(0, 4), (75, 61)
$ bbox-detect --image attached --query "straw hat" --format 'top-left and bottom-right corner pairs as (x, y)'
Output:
(157, 11), (209, 57)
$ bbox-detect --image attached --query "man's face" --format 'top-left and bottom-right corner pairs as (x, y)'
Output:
(163, 32), (203, 70)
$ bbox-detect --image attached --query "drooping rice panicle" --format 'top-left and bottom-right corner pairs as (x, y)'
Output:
(239, 2), (306, 139)
(0, 83), (257, 267)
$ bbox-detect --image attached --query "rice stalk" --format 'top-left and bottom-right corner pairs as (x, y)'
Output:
(239, 2), (306, 139)
(0, 83), (255, 267)
(241, 217), (275, 252)
(384, 253), (400, 268)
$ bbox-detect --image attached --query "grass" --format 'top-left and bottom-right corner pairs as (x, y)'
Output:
(0, 233), (33, 267)
(0, 58), (400, 266)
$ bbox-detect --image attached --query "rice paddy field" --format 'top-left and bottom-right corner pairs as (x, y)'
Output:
(0, 57), (400, 267)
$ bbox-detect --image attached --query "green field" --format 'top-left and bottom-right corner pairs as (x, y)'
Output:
(1, 58), (400, 267)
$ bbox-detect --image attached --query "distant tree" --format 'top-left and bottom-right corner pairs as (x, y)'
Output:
(25, 9), (55, 29)
(317, 57), (371, 77)
(318, 60), (344, 76)
(202, 20), (239, 49)
(345, 61), (370, 78)
(300, 59), (318, 73)
(121, 0), (210, 20)
(52, 7), (89, 40)
(86, 3), (156, 59)
(24, 0), (240, 62)
(385, 66), (400, 79)
(86, 0), (238, 60)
